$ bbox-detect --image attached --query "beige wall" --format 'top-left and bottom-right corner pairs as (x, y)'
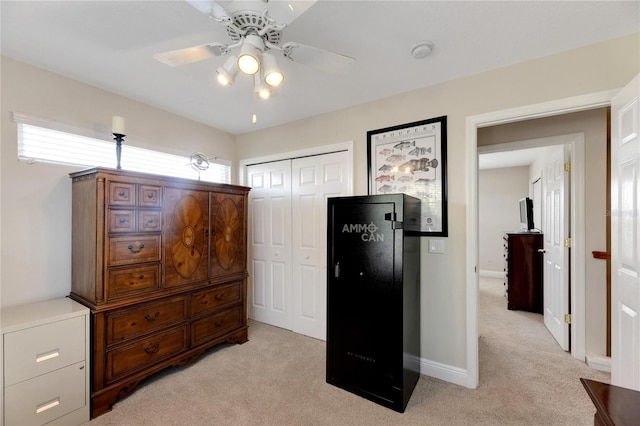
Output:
(478, 166), (529, 273)
(236, 33), (639, 370)
(0, 56), (236, 308)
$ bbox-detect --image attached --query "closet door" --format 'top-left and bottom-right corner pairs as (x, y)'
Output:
(247, 160), (293, 330)
(291, 152), (351, 340)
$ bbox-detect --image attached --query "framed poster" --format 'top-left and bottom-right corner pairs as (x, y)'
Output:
(367, 116), (448, 236)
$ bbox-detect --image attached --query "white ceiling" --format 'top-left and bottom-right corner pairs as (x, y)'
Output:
(1, 1), (638, 135)
(479, 147), (549, 170)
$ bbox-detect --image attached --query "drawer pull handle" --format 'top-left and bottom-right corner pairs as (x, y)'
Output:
(214, 320), (224, 327)
(214, 293), (225, 300)
(36, 349), (60, 363)
(36, 398), (60, 414)
(144, 343), (160, 354)
(119, 191), (126, 197)
(148, 193), (155, 199)
(127, 242), (145, 253)
(139, 274), (145, 280)
(144, 311), (160, 322)
(119, 218), (128, 223)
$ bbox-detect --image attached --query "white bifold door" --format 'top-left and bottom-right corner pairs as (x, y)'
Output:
(247, 151), (351, 340)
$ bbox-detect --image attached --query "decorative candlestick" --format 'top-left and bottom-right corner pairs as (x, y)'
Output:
(112, 133), (125, 169)
(111, 116), (126, 170)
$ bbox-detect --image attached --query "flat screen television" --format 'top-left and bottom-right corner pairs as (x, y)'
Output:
(519, 197), (534, 231)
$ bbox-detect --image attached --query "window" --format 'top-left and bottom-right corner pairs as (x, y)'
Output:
(16, 121), (231, 184)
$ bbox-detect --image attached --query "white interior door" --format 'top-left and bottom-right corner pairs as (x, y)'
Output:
(291, 152), (350, 340)
(247, 160), (293, 330)
(543, 145), (570, 350)
(611, 74), (640, 390)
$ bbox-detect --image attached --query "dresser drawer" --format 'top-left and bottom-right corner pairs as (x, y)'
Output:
(191, 282), (241, 317)
(108, 209), (135, 233)
(4, 361), (86, 426)
(106, 297), (188, 345)
(107, 264), (161, 300)
(106, 326), (188, 382)
(108, 210), (161, 234)
(4, 316), (86, 387)
(138, 185), (162, 207)
(109, 182), (135, 206)
(108, 235), (161, 266)
(191, 306), (242, 346)
(139, 210), (161, 232)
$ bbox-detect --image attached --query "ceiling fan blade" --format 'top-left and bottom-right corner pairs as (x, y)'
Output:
(282, 42), (355, 74)
(264, 0), (317, 26)
(187, 1), (316, 26)
(154, 42), (228, 67)
(185, 0), (230, 20)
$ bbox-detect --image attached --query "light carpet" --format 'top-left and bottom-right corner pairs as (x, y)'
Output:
(85, 277), (609, 425)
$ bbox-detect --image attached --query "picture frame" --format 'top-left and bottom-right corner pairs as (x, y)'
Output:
(367, 116), (448, 236)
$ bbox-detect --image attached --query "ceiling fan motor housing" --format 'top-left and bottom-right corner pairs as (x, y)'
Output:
(226, 11), (282, 45)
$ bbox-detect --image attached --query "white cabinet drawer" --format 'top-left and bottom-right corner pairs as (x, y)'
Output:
(4, 361), (87, 426)
(4, 316), (85, 386)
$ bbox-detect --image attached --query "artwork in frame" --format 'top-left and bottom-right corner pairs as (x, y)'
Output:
(367, 116), (448, 236)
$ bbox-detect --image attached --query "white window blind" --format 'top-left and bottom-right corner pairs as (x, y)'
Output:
(17, 123), (231, 184)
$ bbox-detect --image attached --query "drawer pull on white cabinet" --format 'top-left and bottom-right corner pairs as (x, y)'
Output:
(36, 397), (60, 414)
(36, 349), (60, 363)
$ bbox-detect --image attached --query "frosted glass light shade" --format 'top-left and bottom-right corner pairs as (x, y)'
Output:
(238, 35), (264, 75)
(262, 53), (284, 87)
(216, 56), (238, 85)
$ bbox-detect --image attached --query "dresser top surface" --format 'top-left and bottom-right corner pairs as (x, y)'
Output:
(69, 167), (250, 192)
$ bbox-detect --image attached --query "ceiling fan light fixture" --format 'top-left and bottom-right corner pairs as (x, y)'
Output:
(254, 73), (272, 100)
(216, 55), (238, 85)
(238, 34), (264, 75)
(262, 53), (284, 87)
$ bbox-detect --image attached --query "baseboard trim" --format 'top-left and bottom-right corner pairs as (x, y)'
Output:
(586, 354), (611, 373)
(479, 270), (505, 279)
(420, 357), (471, 388)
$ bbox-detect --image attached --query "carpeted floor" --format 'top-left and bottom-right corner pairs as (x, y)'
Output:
(85, 277), (609, 425)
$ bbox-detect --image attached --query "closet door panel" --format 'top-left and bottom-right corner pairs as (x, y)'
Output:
(247, 160), (293, 330)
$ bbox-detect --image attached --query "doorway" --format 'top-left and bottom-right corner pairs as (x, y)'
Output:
(465, 90), (616, 388)
(478, 138), (577, 352)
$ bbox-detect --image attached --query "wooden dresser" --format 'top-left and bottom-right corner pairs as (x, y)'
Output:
(503, 232), (544, 313)
(69, 167), (249, 418)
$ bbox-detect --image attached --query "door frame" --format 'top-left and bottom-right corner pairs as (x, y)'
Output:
(465, 89), (619, 388)
(238, 141), (354, 188)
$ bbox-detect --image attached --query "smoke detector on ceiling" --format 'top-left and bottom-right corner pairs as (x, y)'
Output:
(411, 41), (434, 59)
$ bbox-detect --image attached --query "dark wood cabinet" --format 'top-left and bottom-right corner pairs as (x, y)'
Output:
(581, 378), (640, 426)
(504, 232), (544, 313)
(69, 168), (249, 418)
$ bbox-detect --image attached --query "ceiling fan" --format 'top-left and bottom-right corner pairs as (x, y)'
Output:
(154, 0), (356, 101)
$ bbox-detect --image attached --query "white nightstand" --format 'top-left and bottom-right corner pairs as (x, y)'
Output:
(2, 298), (90, 426)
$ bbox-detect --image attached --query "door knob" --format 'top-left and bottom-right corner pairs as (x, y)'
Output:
(538, 248), (546, 253)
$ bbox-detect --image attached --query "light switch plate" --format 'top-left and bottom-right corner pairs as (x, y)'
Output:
(428, 239), (445, 253)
